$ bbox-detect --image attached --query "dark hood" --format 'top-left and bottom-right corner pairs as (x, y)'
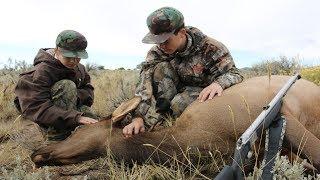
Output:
(33, 48), (66, 68)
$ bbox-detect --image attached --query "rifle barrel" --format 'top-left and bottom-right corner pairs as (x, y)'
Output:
(237, 74), (301, 149)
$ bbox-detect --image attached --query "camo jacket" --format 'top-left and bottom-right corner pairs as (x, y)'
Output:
(135, 26), (243, 119)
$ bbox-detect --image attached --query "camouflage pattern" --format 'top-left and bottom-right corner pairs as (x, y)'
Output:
(43, 80), (97, 142)
(51, 79), (78, 110)
(56, 30), (88, 59)
(134, 62), (179, 128)
(136, 27), (244, 128)
(170, 86), (202, 117)
(142, 7), (184, 44)
(134, 63), (203, 128)
(147, 7), (184, 35)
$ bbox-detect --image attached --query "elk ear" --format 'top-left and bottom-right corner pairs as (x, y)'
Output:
(112, 96), (141, 123)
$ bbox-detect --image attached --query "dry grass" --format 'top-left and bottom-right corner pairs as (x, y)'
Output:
(91, 69), (139, 117)
(301, 66), (320, 85)
(0, 65), (320, 179)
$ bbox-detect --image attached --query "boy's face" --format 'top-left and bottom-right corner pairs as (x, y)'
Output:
(55, 48), (81, 69)
(158, 29), (186, 55)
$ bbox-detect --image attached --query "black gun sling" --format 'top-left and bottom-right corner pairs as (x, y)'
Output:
(261, 114), (287, 179)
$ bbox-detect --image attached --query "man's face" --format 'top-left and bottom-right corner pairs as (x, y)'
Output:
(55, 48), (81, 69)
(158, 29), (186, 55)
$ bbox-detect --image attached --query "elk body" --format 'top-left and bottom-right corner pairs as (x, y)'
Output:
(31, 76), (320, 171)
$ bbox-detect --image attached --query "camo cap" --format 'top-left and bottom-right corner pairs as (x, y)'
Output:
(142, 7), (184, 44)
(56, 30), (88, 59)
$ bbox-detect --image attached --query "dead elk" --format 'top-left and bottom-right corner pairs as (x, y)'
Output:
(31, 76), (320, 171)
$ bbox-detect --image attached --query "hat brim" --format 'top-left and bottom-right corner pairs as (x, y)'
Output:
(60, 49), (88, 59)
(142, 31), (174, 44)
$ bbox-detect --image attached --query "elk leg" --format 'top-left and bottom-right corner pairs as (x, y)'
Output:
(283, 113), (320, 171)
(31, 120), (112, 166)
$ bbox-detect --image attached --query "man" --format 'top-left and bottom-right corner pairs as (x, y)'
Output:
(123, 7), (244, 137)
(14, 30), (98, 142)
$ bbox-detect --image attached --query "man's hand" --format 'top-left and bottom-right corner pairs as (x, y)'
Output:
(198, 82), (223, 102)
(78, 116), (98, 125)
(123, 117), (145, 138)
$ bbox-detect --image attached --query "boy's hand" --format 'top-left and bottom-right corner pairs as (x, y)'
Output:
(78, 116), (98, 125)
(123, 117), (145, 138)
(198, 82), (223, 102)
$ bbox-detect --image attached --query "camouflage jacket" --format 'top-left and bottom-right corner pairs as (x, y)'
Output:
(135, 27), (243, 119)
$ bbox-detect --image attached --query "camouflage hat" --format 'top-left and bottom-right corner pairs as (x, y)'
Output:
(142, 7), (184, 44)
(56, 30), (88, 59)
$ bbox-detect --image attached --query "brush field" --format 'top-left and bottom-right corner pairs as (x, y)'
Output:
(0, 64), (319, 179)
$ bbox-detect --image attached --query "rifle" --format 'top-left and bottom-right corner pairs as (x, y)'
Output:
(215, 74), (301, 180)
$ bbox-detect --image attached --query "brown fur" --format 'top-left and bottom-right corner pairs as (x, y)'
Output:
(31, 76), (320, 170)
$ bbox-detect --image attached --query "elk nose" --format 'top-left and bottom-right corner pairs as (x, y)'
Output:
(31, 154), (47, 167)
(33, 154), (43, 162)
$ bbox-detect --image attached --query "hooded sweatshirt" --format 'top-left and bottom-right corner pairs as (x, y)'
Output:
(14, 48), (94, 130)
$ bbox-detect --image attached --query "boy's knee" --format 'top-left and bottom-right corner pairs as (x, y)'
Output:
(52, 80), (76, 92)
(170, 90), (198, 117)
(51, 80), (77, 97)
(51, 80), (78, 109)
(153, 62), (177, 81)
